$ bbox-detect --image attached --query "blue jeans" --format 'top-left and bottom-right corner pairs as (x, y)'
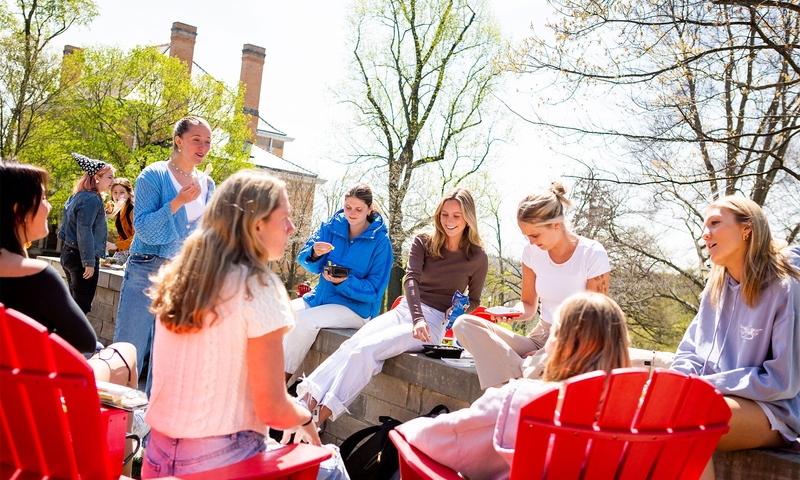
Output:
(143, 430), (267, 478)
(142, 430), (350, 480)
(114, 253), (165, 395)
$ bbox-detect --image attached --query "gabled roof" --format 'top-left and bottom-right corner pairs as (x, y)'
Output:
(249, 144), (319, 179)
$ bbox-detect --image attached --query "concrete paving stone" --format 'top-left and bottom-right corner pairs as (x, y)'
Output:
(95, 287), (116, 306)
(108, 273), (124, 291)
(99, 320), (117, 345)
(87, 315), (104, 335)
(363, 397), (417, 424)
(420, 389), (470, 414)
(346, 394), (367, 419)
(361, 373), (410, 407)
(323, 413), (371, 445)
(91, 302), (114, 323)
(714, 449), (800, 480)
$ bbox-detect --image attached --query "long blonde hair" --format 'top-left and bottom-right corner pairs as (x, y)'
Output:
(149, 170), (287, 333)
(704, 196), (799, 308)
(543, 292), (631, 382)
(425, 187), (483, 259)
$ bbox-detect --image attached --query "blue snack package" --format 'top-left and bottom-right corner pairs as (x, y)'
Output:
(445, 290), (470, 331)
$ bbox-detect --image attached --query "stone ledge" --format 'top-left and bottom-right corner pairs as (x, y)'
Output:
(305, 329), (800, 479)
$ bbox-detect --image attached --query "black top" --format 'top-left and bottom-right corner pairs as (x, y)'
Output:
(0, 265), (97, 353)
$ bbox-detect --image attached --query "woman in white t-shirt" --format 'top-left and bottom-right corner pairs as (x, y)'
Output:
(142, 170), (347, 479)
(452, 182), (611, 389)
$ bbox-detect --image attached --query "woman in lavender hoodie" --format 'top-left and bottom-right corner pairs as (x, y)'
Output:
(672, 196), (799, 478)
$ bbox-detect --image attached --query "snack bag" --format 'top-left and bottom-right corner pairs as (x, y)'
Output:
(445, 290), (470, 331)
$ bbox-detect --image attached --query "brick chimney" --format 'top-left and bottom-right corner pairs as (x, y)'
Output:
(170, 22), (197, 74)
(239, 44), (266, 140)
(61, 45), (83, 85)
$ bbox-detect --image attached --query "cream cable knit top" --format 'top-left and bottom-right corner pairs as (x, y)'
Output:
(145, 265), (294, 438)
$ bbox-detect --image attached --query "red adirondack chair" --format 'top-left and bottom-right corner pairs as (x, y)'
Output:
(0, 304), (331, 479)
(390, 368), (732, 480)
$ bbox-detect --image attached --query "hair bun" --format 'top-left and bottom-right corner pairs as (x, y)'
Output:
(549, 182), (567, 197)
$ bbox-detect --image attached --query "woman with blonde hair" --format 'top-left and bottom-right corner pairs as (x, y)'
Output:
(297, 187), (489, 426)
(114, 115), (215, 394)
(142, 170), (347, 479)
(453, 182), (611, 389)
(396, 291), (631, 479)
(671, 195), (799, 478)
(57, 153), (116, 313)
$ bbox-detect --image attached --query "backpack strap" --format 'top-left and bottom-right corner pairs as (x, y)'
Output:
(424, 404), (450, 417)
(340, 416), (402, 460)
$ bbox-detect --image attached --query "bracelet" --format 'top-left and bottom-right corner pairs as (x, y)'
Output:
(300, 415), (313, 427)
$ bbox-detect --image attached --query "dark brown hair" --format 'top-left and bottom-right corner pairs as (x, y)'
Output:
(0, 162), (50, 255)
(345, 183), (376, 222)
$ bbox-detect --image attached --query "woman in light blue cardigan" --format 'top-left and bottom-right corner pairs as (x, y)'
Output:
(114, 116), (215, 394)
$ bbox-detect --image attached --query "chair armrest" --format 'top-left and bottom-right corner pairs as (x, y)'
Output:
(100, 406), (130, 476)
(389, 430), (461, 480)
(164, 443), (332, 479)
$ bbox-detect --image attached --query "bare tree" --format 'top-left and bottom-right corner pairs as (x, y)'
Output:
(512, 0), (799, 216)
(339, 0), (505, 301)
(502, 0), (800, 347)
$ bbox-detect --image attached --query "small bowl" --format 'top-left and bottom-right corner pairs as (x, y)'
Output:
(323, 265), (351, 278)
(422, 344), (464, 359)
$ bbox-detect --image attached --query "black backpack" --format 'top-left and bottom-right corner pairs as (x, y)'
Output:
(339, 404), (450, 480)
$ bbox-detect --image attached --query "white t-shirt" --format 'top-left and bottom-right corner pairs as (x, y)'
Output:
(167, 170), (208, 224)
(521, 236), (610, 324)
(146, 265), (294, 438)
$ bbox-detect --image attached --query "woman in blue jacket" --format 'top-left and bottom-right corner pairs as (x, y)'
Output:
(284, 184), (393, 382)
(671, 196), (799, 479)
(113, 116), (215, 394)
(58, 153), (116, 314)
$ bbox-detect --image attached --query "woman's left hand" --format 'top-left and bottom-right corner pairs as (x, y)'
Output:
(321, 271), (347, 284)
(82, 266), (95, 279)
(412, 320), (431, 343)
(280, 419), (322, 446)
(106, 242), (117, 251)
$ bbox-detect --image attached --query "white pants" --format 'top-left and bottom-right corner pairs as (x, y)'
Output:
(297, 299), (446, 420)
(284, 298), (369, 375)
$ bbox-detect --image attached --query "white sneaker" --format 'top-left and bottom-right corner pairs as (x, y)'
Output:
(131, 409), (150, 440)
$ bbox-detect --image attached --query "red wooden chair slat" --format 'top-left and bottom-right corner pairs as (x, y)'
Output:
(582, 369), (650, 479)
(391, 367), (731, 480)
(509, 383), (560, 478)
(544, 372), (607, 478)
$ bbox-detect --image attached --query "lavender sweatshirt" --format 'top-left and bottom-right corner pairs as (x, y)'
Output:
(671, 246), (800, 440)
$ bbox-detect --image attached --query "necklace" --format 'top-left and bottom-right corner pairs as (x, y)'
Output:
(170, 160), (195, 178)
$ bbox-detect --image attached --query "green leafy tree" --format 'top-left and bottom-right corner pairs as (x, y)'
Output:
(0, 0), (97, 160)
(23, 45), (252, 212)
